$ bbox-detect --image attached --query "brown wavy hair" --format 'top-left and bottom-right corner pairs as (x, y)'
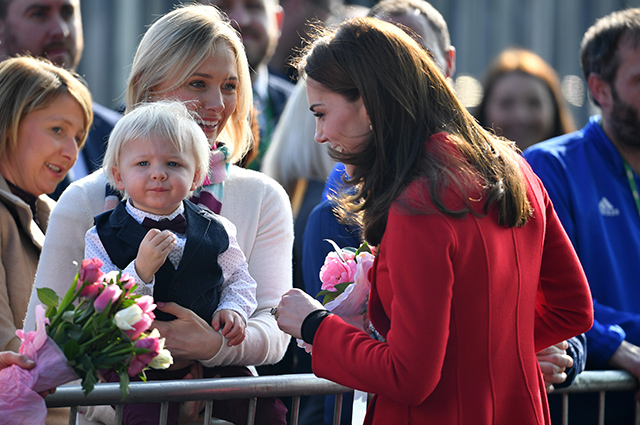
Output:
(296, 18), (532, 245)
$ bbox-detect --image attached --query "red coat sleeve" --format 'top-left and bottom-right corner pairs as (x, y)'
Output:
(312, 211), (457, 406)
(530, 170), (594, 351)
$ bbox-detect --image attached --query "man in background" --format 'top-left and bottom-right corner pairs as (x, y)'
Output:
(525, 8), (640, 423)
(0, 0), (120, 200)
(269, 0), (341, 82)
(202, 0), (294, 170)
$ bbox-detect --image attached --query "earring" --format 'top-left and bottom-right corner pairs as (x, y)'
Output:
(369, 124), (373, 131)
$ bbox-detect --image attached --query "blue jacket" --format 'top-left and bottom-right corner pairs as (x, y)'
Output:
(524, 116), (640, 367)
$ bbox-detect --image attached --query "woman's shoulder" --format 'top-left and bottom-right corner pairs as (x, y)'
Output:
(0, 196), (14, 223)
(226, 165), (289, 202)
(37, 193), (56, 222)
(221, 165), (293, 249)
(64, 169), (108, 194)
(227, 165), (286, 188)
(39, 194), (56, 210)
(55, 169), (109, 218)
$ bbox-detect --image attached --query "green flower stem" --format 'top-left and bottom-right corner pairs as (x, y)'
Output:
(57, 275), (81, 313)
(48, 303), (76, 331)
(104, 344), (137, 358)
(96, 338), (124, 354)
(79, 332), (111, 349)
(81, 316), (96, 332)
(81, 328), (125, 353)
(50, 325), (67, 345)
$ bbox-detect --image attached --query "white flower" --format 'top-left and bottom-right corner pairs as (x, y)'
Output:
(149, 347), (173, 369)
(146, 330), (173, 369)
(100, 270), (121, 285)
(113, 304), (143, 331)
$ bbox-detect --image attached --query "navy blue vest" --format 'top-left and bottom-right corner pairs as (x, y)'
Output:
(94, 200), (229, 322)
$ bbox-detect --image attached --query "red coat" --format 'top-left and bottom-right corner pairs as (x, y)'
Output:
(311, 143), (593, 424)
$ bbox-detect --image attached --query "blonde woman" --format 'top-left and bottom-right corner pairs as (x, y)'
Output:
(25, 5), (292, 424)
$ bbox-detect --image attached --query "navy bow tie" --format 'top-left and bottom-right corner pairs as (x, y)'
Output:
(141, 214), (187, 234)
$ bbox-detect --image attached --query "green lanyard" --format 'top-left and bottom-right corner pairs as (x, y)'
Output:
(623, 161), (640, 219)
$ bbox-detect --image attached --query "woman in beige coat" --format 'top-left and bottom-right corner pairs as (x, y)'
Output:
(0, 56), (92, 353)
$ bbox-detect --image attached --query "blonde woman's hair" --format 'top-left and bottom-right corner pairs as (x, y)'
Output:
(125, 4), (253, 164)
(0, 56), (93, 160)
(103, 100), (210, 196)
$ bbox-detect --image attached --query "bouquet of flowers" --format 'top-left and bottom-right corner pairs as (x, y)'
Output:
(0, 258), (173, 424)
(298, 240), (375, 353)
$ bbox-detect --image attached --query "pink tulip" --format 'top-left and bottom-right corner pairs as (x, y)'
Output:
(121, 273), (135, 291)
(135, 296), (156, 316)
(128, 336), (161, 376)
(93, 284), (122, 313)
(77, 258), (104, 291)
(119, 273), (136, 296)
(79, 282), (104, 300)
(120, 296), (156, 340)
(125, 312), (154, 340)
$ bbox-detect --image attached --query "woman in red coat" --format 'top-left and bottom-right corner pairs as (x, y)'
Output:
(275, 18), (593, 424)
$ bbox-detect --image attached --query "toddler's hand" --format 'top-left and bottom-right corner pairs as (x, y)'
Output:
(135, 229), (176, 283)
(212, 309), (246, 346)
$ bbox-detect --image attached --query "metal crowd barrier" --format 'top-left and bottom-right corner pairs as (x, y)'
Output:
(46, 371), (639, 425)
(553, 370), (639, 425)
(45, 373), (351, 425)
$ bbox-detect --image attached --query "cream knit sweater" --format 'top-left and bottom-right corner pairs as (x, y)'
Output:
(25, 165), (293, 364)
(23, 166), (294, 423)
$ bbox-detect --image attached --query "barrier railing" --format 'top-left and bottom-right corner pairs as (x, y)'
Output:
(553, 370), (639, 425)
(45, 371), (639, 425)
(45, 373), (351, 425)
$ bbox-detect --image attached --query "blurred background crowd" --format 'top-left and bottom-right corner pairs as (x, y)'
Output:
(80, 0), (640, 126)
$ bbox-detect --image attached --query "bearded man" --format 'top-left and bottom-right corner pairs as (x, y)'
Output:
(525, 7), (640, 423)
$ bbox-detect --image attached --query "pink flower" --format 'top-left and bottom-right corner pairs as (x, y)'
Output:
(126, 317), (153, 340)
(319, 251), (357, 292)
(79, 282), (104, 300)
(135, 296), (156, 316)
(78, 258), (104, 286)
(123, 296), (156, 340)
(322, 250), (375, 329)
(93, 284), (122, 313)
(120, 273), (136, 295)
(128, 335), (161, 376)
(121, 274), (135, 290)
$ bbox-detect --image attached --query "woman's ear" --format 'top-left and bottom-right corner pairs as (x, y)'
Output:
(359, 98), (372, 130)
